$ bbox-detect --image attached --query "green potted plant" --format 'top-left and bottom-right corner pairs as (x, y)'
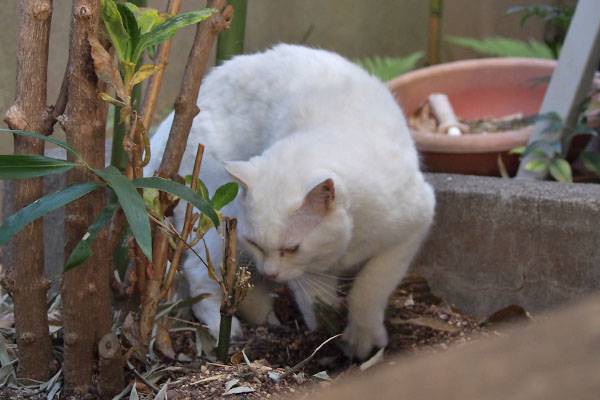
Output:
(387, 3), (600, 178)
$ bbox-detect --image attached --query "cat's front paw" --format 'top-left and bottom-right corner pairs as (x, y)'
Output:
(342, 319), (388, 360)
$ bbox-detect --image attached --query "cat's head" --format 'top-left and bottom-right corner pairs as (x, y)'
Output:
(225, 160), (352, 282)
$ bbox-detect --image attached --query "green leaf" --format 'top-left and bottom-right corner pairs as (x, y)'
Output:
(132, 177), (220, 228)
(129, 6), (166, 35)
(508, 146), (526, 155)
(94, 166), (152, 261)
(0, 155), (78, 179)
(548, 157), (572, 182)
(64, 203), (119, 272)
(0, 129), (85, 162)
(113, 225), (132, 281)
(211, 182), (238, 210)
(581, 152), (600, 178)
(356, 52), (424, 81)
(100, 0), (130, 63)
(116, 2), (139, 59)
(524, 159), (549, 173)
(131, 8), (217, 64)
(0, 181), (104, 245)
(446, 36), (555, 59)
(185, 175), (210, 201)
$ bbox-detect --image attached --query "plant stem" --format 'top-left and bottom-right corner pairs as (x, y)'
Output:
(216, 312), (233, 363)
(111, 0), (147, 173)
(428, 0), (443, 65)
(160, 144), (205, 299)
(216, 0), (247, 65)
(138, 0), (232, 349)
(61, 0), (112, 394)
(1, 0), (56, 382)
(216, 217), (237, 363)
(158, 0), (233, 177)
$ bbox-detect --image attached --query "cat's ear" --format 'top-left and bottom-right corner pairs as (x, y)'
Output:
(224, 161), (257, 192)
(301, 178), (335, 217)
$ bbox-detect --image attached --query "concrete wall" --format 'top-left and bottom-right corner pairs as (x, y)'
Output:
(413, 173), (600, 320)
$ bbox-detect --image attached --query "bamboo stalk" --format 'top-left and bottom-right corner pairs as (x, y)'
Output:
(216, 0), (247, 66)
(428, 0), (443, 65)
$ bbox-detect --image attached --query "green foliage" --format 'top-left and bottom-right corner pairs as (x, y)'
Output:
(0, 129), (225, 271)
(211, 182), (239, 211)
(100, 0), (216, 67)
(507, 4), (574, 30)
(95, 166), (154, 261)
(355, 52), (424, 81)
(184, 176), (238, 211)
(133, 177), (221, 227)
(64, 203), (119, 272)
(512, 109), (599, 182)
(581, 152), (600, 179)
(0, 181), (105, 246)
(548, 158), (572, 182)
(0, 155), (78, 179)
(446, 36), (555, 59)
(100, 0), (131, 65)
(132, 9), (216, 64)
(0, 129), (83, 161)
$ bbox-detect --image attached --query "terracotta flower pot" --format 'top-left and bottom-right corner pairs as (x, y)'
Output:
(388, 58), (561, 176)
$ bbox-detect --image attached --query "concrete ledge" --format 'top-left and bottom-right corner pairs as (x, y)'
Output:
(412, 173), (600, 320)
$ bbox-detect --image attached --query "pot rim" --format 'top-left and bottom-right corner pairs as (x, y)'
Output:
(387, 57), (558, 89)
(410, 126), (532, 154)
(388, 57), (600, 155)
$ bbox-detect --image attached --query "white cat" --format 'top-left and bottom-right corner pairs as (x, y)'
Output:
(146, 44), (435, 359)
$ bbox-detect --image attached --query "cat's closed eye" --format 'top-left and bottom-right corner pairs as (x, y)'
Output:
(279, 244), (300, 257)
(244, 237), (264, 254)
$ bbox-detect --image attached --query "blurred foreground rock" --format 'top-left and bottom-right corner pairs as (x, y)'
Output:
(294, 295), (600, 400)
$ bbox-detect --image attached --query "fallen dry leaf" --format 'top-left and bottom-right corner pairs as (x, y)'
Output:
(154, 322), (176, 360)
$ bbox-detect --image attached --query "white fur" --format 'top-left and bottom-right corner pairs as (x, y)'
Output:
(145, 44), (435, 359)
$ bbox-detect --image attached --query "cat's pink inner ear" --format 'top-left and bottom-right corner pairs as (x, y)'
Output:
(225, 161), (257, 191)
(301, 178), (335, 216)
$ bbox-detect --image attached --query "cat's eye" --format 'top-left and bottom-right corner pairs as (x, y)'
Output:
(279, 244), (300, 256)
(244, 237), (264, 253)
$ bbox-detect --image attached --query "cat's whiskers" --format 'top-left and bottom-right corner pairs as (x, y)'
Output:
(301, 274), (346, 312)
(302, 274), (341, 298)
(308, 270), (355, 281)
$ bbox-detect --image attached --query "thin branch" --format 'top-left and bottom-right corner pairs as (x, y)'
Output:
(158, 0), (233, 178)
(161, 144), (205, 298)
(140, 0), (182, 132)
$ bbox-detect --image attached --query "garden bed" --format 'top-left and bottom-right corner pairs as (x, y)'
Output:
(0, 274), (490, 399)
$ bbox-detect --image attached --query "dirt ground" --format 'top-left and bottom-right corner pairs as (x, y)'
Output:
(0, 275), (521, 399)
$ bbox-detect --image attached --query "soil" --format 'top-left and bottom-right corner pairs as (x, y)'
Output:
(0, 275), (498, 399)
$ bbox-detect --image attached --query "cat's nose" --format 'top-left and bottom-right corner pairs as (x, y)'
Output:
(262, 262), (279, 280)
(265, 271), (279, 279)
